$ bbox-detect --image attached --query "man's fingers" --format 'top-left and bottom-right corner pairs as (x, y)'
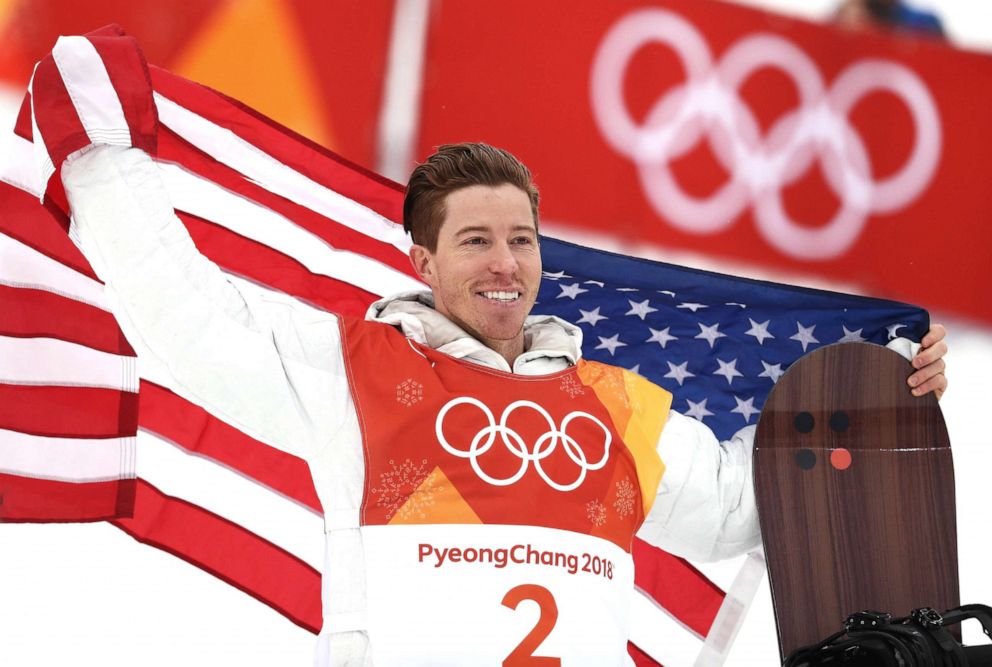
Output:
(911, 373), (947, 399)
(910, 324), (949, 399)
(912, 339), (948, 368)
(921, 323), (946, 348)
(908, 357), (945, 388)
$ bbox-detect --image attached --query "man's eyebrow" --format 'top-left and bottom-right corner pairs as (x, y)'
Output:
(454, 226), (491, 236)
(453, 225), (536, 236)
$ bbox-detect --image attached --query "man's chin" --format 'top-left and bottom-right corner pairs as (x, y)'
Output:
(480, 328), (524, 343)
(468, 316), (526, 345)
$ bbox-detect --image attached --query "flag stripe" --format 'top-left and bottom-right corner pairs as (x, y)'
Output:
(632, 537), (725, 637)
(87, 32), (157, 154)
(156, 125), (414, 277)
(0, 131), (44, 198)
(0, 428), (134, 482)
(0, 474), (135, 521)
(0, 336), (137, 391)
(158, 162), (422, 296)
(111, 479), (323, 634)
(139, 381), (322, 512)
(627, 641), (663, 667)
(148, 66), (404, 223)
(50, 37), (131, 147)
(0, 285), (132, 355)
(28, 55), (85, 186)
(135, 430), (324, 571)
(0, 231), (108, 311)
(0, 383), (138, 439)
(177, 211), (381, 318)
(153, 92), (411, 254)
(629, 588), (705, 666)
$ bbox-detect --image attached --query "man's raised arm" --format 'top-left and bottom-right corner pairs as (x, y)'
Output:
(16, 29), (377, 461)
(62, 144), (348, 459)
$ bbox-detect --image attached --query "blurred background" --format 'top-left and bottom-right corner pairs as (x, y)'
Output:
(1, 1), (989, 665)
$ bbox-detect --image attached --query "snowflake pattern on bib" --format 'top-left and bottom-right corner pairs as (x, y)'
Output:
(560, 374), (585, 398)
(586, 499), (608, 527)
(613, 477), (636, 519)
(396, 379), (424, 406)
(371, 458), (431, 520)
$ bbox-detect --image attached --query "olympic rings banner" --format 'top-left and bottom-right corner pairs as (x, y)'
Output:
(416, 0), (992, 323)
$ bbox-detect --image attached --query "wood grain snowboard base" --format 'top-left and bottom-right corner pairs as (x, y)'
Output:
(754, 342), (959, 660)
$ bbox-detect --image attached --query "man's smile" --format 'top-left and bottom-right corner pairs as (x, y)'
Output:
(477, 290), (523, 304)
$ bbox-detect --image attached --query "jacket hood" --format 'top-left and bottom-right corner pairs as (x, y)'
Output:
(365, 290), (583, 374)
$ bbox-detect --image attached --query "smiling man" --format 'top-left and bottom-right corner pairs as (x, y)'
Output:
(59, 141), (947, 666)
(406, 147), (543, 365)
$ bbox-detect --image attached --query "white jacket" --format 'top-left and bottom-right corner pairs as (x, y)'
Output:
(63, 145), (759, 665)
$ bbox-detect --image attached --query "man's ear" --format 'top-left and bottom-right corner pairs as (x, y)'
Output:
(409, 244), (436, 286)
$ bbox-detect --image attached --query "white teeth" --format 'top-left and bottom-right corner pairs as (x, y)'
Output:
(481, 291), (520, 301)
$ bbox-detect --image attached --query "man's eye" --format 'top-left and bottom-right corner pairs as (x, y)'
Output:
(513, 236), (533, 245)
(464, 237), (486, 245)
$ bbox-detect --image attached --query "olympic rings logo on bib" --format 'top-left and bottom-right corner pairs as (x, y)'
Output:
(435, 397), (612, 492)
(590, 8), (941, 259)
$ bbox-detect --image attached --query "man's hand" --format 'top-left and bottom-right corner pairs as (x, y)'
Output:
(908, 323), (947, 400)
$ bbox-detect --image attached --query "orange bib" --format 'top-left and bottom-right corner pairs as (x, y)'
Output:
(340, 318), (673, 666)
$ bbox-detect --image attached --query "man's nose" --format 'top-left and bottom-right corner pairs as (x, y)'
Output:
(488, 242), (518, 274)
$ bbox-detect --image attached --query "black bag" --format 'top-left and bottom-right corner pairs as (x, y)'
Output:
(783, 605), (992, 667)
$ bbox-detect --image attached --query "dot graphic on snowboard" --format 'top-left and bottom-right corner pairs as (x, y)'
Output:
(793, 411), (814, 433)
(794, 449), (816, 470)
(829, 410), (850, 432)
(829, 448), (852, 470)
(753, 342), (958, 659)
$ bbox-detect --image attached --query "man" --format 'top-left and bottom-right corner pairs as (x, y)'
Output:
(62, 141), (946, 666)
(834, 0), (946, 38)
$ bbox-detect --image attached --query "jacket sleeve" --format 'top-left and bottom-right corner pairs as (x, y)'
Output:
(636, 411), (759, 562)
(62, 144), (351, 460)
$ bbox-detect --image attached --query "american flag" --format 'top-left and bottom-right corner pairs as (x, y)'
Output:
(0, 26), (927, 666)
(534, 240), (929, 443)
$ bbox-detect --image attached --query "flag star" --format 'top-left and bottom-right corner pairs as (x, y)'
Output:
(557, 283), (588, 300)
(543, 270), (571, 280)
(576, 307), (608, 327)
(758, 360), (785, 383)
(725, 302), (747, 309)
(628, 364), (641, 376)
(745, 318), (774, 345)
(616, 287), (639, 292)
(887, 323), (907, 340)
(677, 302), (707, 312)
(695, 322), (726, 348)
(664, 360), (695, 386)
(658, 290), (676, 298)
(583, 280), (605, 287)
(684, 398), (714, 422)
(713, 358), (743, 385)
(595, 334), (627, 356)
(837, 326), (866, 343)
(790, 322), (819, 352)
(646, 326), (678, 349)
(625, 299), (658, 320)
(731, 396), (760, 423)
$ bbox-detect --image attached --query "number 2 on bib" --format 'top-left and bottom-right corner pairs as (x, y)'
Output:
(501, 584), (561, 666)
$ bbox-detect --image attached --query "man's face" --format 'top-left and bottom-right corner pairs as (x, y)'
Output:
(410, 184), (541, 352)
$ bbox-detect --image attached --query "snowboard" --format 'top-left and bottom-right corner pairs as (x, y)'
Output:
(753, 342), (959, 660)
